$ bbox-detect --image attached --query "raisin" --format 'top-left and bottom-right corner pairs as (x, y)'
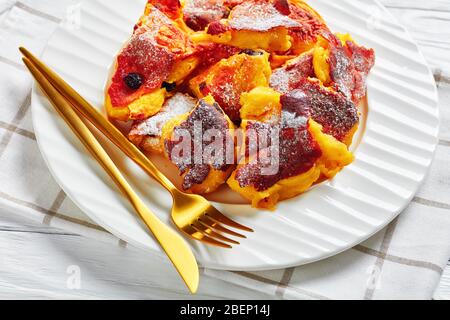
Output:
(162, 81), (177, 92)
(240, 49), (264, 56)
(124, 73), (143, 90)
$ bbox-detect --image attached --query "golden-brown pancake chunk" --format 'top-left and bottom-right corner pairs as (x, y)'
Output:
(269, 51), (314, 94)
(228, 113), (322, 209)
(228, 79), (356, 208)
(313, 33), (375, 104)
(163, 97), (235, 193)
(286, 0), (330, 54)
(145, 0), (182, 21)
(106, 6), (197, 121)
(183, 0), (230, 31)
(190, 50), (272, 122)
(105, 0), (375, 208)
(192, 0), (302, 52)
(129, 93), (197, 154)
(280, 78), (359, 145)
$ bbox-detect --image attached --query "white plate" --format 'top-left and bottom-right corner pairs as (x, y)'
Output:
(31, 0), (439, 271)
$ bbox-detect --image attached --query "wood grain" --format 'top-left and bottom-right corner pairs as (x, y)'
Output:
(0, 208), (272, 300)
(381, 0), (450, 299)
(379, 0), (450, 75)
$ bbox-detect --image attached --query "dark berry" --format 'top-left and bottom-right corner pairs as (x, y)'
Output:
(124, 73), (143, 90)
(240, 49), (264, 56)
(198, 82), (210, 95)
(161, 82), (177, 92)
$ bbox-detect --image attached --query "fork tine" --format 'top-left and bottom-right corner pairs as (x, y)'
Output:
(192, 222), (240, 245)
(205, 207), (254, 232)
(182, 225), (232, 249)
(199, 217), (247, 239)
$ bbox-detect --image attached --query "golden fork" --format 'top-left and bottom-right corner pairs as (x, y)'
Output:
(22, 57), (199, 293)
(20, 47), (253, 249)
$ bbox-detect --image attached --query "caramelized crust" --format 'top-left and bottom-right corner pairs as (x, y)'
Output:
(107, 6), (197, 120)
(189, 51), (272, 121)
(183, 0), (230, 31)
(228, 82), (356, 208)
(194, 42), (241, 73)
(280, 78), (359, 144)
(314, 33), (375, 104)
(235, 119), (322, 191)
(270, 51), (314, 93)
(287, 0), (330, 54)
(345, 39), (375, 102)
(228, 115), (322, 208)
(146, 0), (182, 20)
(105, 0), (375, 208)
(187, 0), (301, 52)
(192, 0), (330, 54)
(163, 98), (235, 193)
(109, 26), (175, 107)
(129, 93), (196, 154)
(227, 0), (300, 32)
(328, 34), (356, 101)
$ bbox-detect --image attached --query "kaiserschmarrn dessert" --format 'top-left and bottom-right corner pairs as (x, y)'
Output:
(106, 0), (375, 209)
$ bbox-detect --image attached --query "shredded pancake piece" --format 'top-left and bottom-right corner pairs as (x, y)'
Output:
(108, 6), (192, 108)
(183, 0), (230, 31)
(280, 78), (359, 142)
(190, 51), (271, 122)
(129, 93), (197, 153)
(164, 99), (234, 191)
(270, 51), (314, 93)
(234, 116), (322, 192)
(228, 0), (300, 32)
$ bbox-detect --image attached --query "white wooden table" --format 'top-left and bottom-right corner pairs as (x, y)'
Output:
(376, 0), (450, 299)
(0, 0), (449, 300)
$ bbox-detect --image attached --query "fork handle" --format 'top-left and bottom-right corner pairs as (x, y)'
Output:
(23, 57), (199, 293)
(21, 46), (177, 195)
(63, 86), (178, 194)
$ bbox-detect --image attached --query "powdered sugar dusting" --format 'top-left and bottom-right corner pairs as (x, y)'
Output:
(229, 1), (300, 32)
(140, 5), (174, 33)
(109, 7), (177, 106)
(329, 43), (354, 100)
(235, 117), (321, 191)
(217, 81), (240, 115)
(270, 53), (314, 93)
(130, 93), (196, 137)
(164, 99), (233, 190)
(281, 110), (308, 129)
(346, 41), (375, 103)
(183, 0), (229, 31)
(269, 69), (291, 94)
(123, 29), (173, 75)
(281, 79), (359, 142)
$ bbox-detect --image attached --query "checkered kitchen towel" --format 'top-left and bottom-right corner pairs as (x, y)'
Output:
(1, 0), (450, 300)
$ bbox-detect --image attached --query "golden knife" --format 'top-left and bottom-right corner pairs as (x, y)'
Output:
(22, 56), (199, 294)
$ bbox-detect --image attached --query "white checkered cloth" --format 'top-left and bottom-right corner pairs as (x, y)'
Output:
(1, 0), (450, 300)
